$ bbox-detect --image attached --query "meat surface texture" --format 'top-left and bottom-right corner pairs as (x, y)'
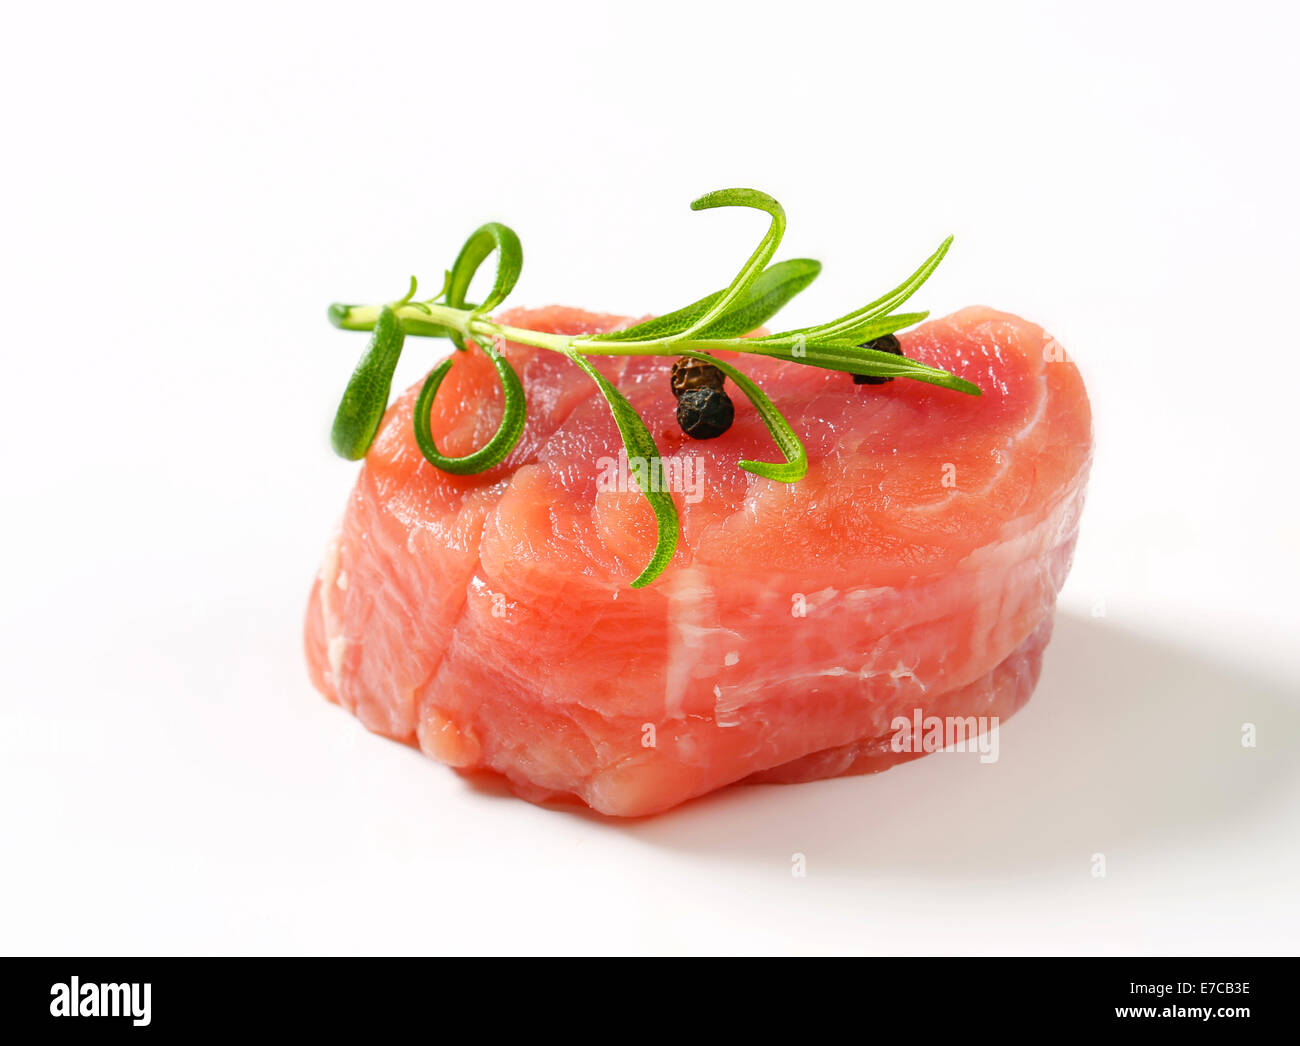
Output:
(304, 305), (1092, 816)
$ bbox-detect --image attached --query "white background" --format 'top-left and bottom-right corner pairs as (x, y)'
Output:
(2, 1), (1297, 955)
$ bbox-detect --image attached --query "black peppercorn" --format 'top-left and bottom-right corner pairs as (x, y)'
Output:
(670, 356), (725, 398)
(852, 333), (903, 385)
(669, 355), (734, 438)
(676, 385), (734, 439)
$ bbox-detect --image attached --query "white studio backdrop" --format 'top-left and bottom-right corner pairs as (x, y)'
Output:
(1, 1), (1297, 954)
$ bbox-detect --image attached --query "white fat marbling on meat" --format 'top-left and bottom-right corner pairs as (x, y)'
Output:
(328, 636), (347, 679)
(663, 567), (714, 721)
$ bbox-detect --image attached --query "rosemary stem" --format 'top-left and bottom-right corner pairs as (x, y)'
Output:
(328, 302), (966, 396)
(331, 301), (746, 359)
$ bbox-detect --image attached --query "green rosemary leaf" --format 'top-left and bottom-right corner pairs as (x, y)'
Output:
(397, 275), (419, 304)
(749, 339), (982, 395)
(592, 258), (820, 344)
(825, 311), (929, 345)
(588, 290), (726, 343)
(650, 188), (786, 344)
(678, 351), (807, 482)
(566, 351), (679, 588)
(445, 222), (524, 351)
(695, 258), (821, 339)
(412, 341), (527, 474)
(330, 306), (406, 460)
(772, 236), (952, 341)
(754, 311), (930, 349)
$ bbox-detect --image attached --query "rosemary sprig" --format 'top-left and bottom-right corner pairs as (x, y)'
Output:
(326, 188), (980, 587)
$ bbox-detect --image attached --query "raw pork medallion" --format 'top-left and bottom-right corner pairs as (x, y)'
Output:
(305, 304), (1091, 816)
